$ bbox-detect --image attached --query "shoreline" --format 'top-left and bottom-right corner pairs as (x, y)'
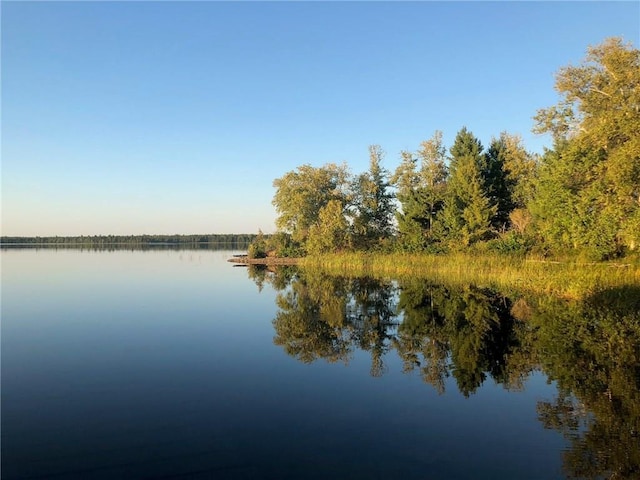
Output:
(227, 256), (301, 266)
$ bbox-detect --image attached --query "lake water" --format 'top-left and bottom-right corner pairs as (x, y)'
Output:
(2, 249), (638, 479)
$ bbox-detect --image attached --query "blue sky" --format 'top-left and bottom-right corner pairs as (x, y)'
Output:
(2, 1), (638, 236)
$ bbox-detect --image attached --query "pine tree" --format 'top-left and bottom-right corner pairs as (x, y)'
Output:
(443, 128), (496, 247)
(392, 132), (448, 251)
(350, 145), (394, 248)
(484, 137), (512, 231)
(392, 151), (427, 251)
(417, 131), (449, 241)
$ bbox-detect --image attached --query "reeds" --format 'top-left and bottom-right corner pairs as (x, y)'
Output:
(300, 252), (640, 300)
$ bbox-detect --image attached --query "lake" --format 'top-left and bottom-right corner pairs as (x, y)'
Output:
(2, 248), (638, 479)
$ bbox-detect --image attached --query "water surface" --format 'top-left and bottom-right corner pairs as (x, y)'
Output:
(2, 249), (637, 479)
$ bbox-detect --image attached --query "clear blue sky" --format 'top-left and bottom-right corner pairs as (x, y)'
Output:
(2, 1), (638, 236)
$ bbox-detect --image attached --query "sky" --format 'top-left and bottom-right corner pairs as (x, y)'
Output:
(2, 1), (639, 236)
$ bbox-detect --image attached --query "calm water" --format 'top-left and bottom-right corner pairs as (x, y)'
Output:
(2, 249), (638, 479)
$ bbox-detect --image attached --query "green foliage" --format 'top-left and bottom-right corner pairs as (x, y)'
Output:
(248, 230), (268, 258)
(272, 163), (350, 244)
(394, 189), (430, 252)
(443, 128), (497, 247)
(391, 132), (448, 251)
(263, 38), (638, 260)
(533, 37), (640, 255)
(531, 141), (624, 260)
(483, 132), (537, 232)
(500, 133), (538, 210)
(265, 232), (304, 258)
(484, 137), (513, 230)
(350, 145), (395, 248)
(486, 231), (534, 255)
(307, 200), (350, 255)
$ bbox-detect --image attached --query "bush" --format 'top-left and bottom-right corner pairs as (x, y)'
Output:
(248, 231), (268, 259)
(487, 232), (534, 255)
(266, 232), (304, 257)
(248, 241), (267, 259)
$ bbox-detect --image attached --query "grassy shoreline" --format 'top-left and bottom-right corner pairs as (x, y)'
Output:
(299, 252), (640, 300)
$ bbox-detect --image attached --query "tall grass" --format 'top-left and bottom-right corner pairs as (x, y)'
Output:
(300, 252), (640, 300)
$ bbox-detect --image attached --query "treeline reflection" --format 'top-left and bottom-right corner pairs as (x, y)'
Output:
(247, 266), (640, 479)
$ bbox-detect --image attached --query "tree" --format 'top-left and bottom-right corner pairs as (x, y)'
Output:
(500, 133), (538, 210)
(442, 127), (496, 247)
(530, 142), (600, 253)
(533, 37), (640, 255)
(416, 131), (449, 240)
(484, 137), (512, 231)
(350, 145), (395, 248)
(272, 163), (350, 247)
(485, 132), (538, 232)
(392, 132), (448, 251)
(307, 200), (350, 254)
(247, 229), (268, 258)
(392, 150), (428, 251)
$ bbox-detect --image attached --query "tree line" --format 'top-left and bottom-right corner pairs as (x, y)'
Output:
(1, 234), (257, 249)
(255, 38), (639, 261)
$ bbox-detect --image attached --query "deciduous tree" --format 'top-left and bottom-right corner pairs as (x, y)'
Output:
(272, 163), (350, 246)
(533, 37), (640, 255)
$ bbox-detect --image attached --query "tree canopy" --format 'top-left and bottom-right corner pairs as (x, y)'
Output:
(532, 37), (640, 257)
(260, 37), (639, 260)
(272, 163), (350, 246)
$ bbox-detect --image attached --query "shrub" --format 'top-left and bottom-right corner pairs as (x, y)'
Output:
(487, 232), (534, 255)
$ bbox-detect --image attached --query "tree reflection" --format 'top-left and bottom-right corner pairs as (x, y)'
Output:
(272, 272), (353, 364)
(246, 264), (297, 292)
(532, 287), (640, 479)
(394, 280), (523, 396)
(248, 267), (640, 477)
(269, 271), (399, 372)
(346, 277), (398, 377)
(257, 268), (524, 395)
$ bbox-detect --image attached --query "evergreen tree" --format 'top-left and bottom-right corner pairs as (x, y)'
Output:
(500, 133), (538, 210)
(350, 145), (395, 248)
(417, 131), (449, 242)
(392, 151), (428, 251)
(442, 128), (496, 247)
(392, 132), (448, 251)
(484, 137), (513, 231)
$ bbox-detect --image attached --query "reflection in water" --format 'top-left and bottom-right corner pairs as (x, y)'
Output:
(249, 266), (640, 479)
(533, 289), (640, 479)
(395, 279), (523, 396)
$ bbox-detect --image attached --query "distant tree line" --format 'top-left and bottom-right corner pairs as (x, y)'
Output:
(256, 38), (639, 261)
(0, 234), (258, 249)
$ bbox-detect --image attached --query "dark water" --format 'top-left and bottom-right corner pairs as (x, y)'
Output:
(2, 249), (638, 479)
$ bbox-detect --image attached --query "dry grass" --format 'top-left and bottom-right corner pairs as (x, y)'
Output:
(300, 252), (640, 300)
